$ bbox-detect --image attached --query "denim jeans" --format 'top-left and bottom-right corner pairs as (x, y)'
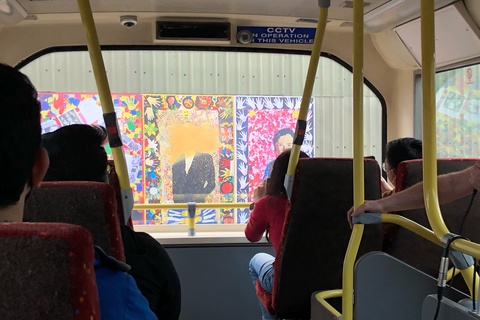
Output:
(249, 252), (275, 320)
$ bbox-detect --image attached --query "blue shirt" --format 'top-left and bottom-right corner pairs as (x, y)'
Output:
(94, 247), (158, 320)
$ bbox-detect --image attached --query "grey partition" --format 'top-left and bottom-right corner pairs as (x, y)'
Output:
(422, 295), (480, 320)
(165, 243), (275, 320)
(354, 252), (468, 320)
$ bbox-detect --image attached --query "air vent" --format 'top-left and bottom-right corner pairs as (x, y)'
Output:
(156, 21), (231, 41)
(340, 21), (354, 27)
(340, 1), (371, 8)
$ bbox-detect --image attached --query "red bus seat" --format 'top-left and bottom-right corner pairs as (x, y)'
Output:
(388, 158), (480, 281)
(256, 158), (383, 319)
(0, 222), (99, 320)
(24, 181), (125, 262)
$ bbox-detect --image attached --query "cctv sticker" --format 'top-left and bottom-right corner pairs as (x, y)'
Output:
(236, 26), (316, 44)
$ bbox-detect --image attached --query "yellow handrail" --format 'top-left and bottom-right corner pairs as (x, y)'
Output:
(315, 289), (342, 318)
(420, 0), (448, 238)
(285, 4), (329, 194)
(77, 0), (133, 224)
(342, 0), (364, 318)
(134, 203), (252, 210)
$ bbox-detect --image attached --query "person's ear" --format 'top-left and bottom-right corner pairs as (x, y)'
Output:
(31, 147), (50, 188)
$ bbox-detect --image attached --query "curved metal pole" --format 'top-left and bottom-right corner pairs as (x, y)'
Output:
(342, 0), (364, 318)
(284, 0), (330, 200)
(77, 0), (133, 223)
(420, 0), (448, 237)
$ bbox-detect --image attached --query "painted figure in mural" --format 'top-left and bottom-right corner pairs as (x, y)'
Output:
(262, 128), (295, 180)
(169, 123), (217, 203)
(172, 153), (216, 203)
(41, 124), (181, 320)
(245, 149), (309, 320)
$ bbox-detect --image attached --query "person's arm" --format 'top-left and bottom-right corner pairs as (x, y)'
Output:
(348, 164), (477, 226)
(245, 197), (269, 243)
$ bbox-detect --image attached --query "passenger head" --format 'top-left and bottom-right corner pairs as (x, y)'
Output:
(384, 137), (422, 183)
(266, 149), (309, 195)
(42, 124), (108, 182)
(272, 128), (294, 155)
(0, 64), (48, 210)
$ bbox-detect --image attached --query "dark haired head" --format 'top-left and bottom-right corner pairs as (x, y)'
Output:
(273, 128), (294, 146)
(266, 149), (309, 195)
(272, 128), (294, 155)
(0, 64), (41, 208)
(385, 137), (422, 171)
(42, 124), (109, 182)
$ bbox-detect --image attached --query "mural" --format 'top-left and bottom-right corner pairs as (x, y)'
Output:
(235, 96), (315, 223)
(38, 93), (314, 225)
(436, 66), (480, 158)
(142, 95), (234, 225)
(38, 92), (145, 206)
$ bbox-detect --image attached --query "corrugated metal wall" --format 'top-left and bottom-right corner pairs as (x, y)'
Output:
(21, 49), (383, 161)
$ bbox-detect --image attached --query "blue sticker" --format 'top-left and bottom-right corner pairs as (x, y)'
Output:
(236, 26), (316, 44)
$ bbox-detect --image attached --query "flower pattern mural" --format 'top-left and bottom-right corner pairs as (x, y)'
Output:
(38, 92), (314, 225)
(38, 92), (144, 206)
(235, 96), (314, 223)
(142, 95), (234, 225)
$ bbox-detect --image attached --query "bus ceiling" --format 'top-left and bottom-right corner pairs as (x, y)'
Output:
(0, 0), (464, 30)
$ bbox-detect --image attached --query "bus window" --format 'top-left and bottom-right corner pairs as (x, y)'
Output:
(20, 49), (384, 228)
(415, 62), (480, 158)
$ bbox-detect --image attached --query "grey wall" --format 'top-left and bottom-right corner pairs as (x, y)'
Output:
(166, 244), (275, 320)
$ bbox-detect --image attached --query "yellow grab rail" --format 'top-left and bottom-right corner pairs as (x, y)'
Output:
(285, 2), (329, 198)
(342, 0), (365, 318)
(134, 203), (252, 210)
(420, 0), (448, 238)
(77, 0), (133, 224)
(314, 289), (342, 318)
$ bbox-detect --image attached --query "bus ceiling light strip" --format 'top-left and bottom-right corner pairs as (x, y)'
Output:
(394, 2), (480, 67)
(364, 0), (455, 33)
(0, 0), (27, 25)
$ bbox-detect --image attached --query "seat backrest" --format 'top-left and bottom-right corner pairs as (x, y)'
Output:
(390, 158), (480, 278)
(0, 222), (99, 320)
(24, 181), (125, 262)
(272, 158), (383, 319)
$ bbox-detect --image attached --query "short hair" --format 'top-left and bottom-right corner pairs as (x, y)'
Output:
(273, 128), (295, 147)
(266, 149), (309, 195)
(385, 137), (422, 171)
(0, 64), (41, 208)
(42, 124), (109, 182)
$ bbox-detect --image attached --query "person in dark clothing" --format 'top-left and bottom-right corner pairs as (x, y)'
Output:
(172, 152), (216, 203)
(121, 227), (181, 319)
(42, 124), (181, 320)
(0, 63), (156, 320)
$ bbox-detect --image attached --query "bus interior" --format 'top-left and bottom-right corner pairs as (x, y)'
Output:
(1, 0), (480, 319)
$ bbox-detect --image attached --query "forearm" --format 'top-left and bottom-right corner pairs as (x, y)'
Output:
(380, 167), (474, 212)
(378, 182), (427, 212)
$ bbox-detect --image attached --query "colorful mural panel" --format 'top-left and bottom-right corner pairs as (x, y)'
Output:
(38, 92), (144, 205)
(235, 96), (314, 223)
(142, 95), (235, 225)
(38, 93), (314, 225)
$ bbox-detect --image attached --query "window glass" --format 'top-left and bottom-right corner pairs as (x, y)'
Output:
(434, 63), (480, 157)
(21, 49), (383, 226)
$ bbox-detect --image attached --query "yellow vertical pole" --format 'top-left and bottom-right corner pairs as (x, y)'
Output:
(342, 0), (364, 318)
(76, 0), (133, 223)
(420, 0), (447, 237)
(285, 2), (330, 199)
